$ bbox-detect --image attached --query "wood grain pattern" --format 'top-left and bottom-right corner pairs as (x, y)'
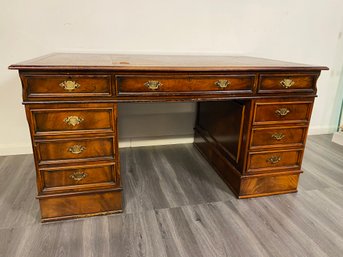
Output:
(22, 73), (112, 98)
(247, 149), (303, 173)
(35, 136), (115, 165)
(8, 53), (329, 71)
(29, 103), (116, 136)
(40, 163), (117, 193)
(116, 74), (255, 95)
(240, 173), (300, 197)
(121, 144), (235, 213)
(194, 97), (313, 197)
(0, 135), (343, 257)
(22, 100), (121, 221)
(253, 100), (313, 125)
(194, 129), (243, 195)
(258, 73), (318, 93)
(39, 190), (122, 222)
(196, 101), (245, 163)
(250, 125), (307, 150)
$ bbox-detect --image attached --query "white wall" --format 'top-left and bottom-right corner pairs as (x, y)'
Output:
(1, 0), (343, 155)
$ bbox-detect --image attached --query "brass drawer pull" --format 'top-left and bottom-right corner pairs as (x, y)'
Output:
(215, 79), (230, 89)
(280, 78), (295, 88)
(68, 144), (86, 154)
(266, 156), (281, 164)
(69, 171), (88, 182)
(144, 80), (162, 90)
(272, 133), (285, 141)
(275, 108), (290, 117)
(63, 116), (84, 126)
(59, 80), (80, 91)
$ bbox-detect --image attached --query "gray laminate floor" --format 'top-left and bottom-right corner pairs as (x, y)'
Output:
(0, 134), (343, 257)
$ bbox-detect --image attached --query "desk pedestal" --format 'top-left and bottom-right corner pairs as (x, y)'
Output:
(194, 99), (310, 198)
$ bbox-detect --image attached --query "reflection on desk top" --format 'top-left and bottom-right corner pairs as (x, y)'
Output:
(9, 53), (329, 72)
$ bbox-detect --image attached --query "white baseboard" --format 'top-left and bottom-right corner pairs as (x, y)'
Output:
(332, 132), (343, 145)
(308, 126), (337, 135)
(119, 135), (194, 148)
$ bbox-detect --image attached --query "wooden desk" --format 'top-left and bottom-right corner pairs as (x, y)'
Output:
(9, 53), (328, 222)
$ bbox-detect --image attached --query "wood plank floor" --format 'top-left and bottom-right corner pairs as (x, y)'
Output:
(0, 134), (343, 257)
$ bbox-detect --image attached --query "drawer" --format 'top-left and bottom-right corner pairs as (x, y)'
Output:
(258, 74), (317, 93)
(23, 74), (112, 98)
(116, 74), (255, 95)
(40, 164), (117, 193)
(35, 136), (115, 165)
(247, 149), (303, 174)
(253, 100), (313, 125)
(38, 190), (122, 221)
(250, 126), (307, 150)
(29, 104), (116, 136)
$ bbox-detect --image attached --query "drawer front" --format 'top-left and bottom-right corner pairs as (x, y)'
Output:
(253, 101), (313, 125)
(247, 149), (303, 173)
(250, 126), (307, 149)
(36, 137), (115, 165)
(240, 173), (299, 197)
(116, 74), (255, 95)
(39, 190), (122, 221)
(41, 164), (117, 193)
(24, 74), (112, 98)
(31, 106), (115, 135)
(259, 74), (317, 93)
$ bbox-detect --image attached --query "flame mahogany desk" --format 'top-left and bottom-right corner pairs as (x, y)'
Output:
(9, 53), (328, 222)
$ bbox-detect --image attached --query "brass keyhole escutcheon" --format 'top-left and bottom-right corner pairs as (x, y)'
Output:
(69, 171), (88, 182)
(59, 80), (80, 92)
(68, 145), (86, 154)
(215, 79), (230, 89)
(64, 116), (84, 126)
(280, 78), (295, 89)
(266, 156), (281, 164)
(272, 133), (285, 141)
(144, 80), (162, 90)
(275, 108), (290, 117)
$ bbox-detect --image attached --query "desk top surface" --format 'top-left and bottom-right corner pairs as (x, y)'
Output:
(9, 53), (328, 72)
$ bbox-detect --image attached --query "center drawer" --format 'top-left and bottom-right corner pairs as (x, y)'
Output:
(116, 74), (255, 95)
(35, 136), (115, 165)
